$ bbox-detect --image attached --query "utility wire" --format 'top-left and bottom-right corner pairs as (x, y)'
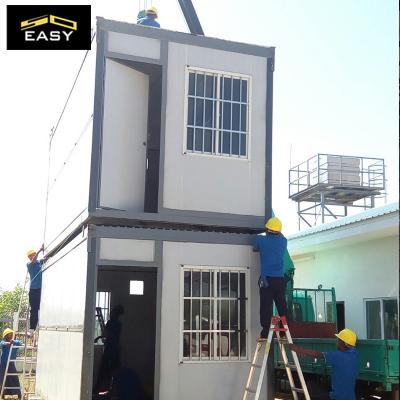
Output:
(43, 29), (95, 244)
(48, 113), (93, 194)
(50, 31), (96, 144)
(43, 128), (53, 246)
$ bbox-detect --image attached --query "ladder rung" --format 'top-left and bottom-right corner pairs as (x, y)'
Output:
(245, 387), (256, 394)
(291, 387), (305, 393)
(277, 337), (289, 343)
(251, 363), (261, 368)
(11, 345), (36, 350)
(284, 363), (297, 370)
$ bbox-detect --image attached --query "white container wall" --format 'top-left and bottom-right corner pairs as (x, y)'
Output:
(99, 238), (155, 261)
(159, 241), (264, 400)
(163, 43), (267, 216)
(36, 235), (90, 400)
(99, 58), (149, 212)
(45, 47), (96, 246)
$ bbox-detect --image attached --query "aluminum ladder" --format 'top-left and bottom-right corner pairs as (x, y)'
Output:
(243, 316), (310, 400)
(1, 274), (40, 400)
(95, 307), (106, 336)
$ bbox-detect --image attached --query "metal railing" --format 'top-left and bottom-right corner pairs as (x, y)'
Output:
(287, 287), (337, 324)
(289, 154), (385, 197)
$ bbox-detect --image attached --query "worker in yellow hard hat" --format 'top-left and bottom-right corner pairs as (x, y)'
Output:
(26, 244), (47, 331)
(289, 328), (359, 400)
(1, 329), (23, 397)
(253, 217), (288, 339)
(137, 5), (160, 28)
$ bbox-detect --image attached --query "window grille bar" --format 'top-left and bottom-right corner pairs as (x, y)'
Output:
(182, 267), (248, 361)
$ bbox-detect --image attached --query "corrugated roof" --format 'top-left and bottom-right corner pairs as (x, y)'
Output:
(288, 202), (399, 240)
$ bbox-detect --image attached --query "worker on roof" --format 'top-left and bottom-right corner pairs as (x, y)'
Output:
(253, 217), (288, 339)
(289, 328), (360, 400)
(137, 6), (160, 28)
(0, 329), (22, 398)
(26, 245), (47, 331)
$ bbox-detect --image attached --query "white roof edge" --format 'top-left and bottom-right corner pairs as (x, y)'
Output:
(288, 202), (399, 241)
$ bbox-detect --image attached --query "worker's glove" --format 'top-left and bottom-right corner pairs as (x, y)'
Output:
(258, 276), (269, 288)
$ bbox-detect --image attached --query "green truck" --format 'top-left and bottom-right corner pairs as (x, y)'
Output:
(273, 253), (399, 394)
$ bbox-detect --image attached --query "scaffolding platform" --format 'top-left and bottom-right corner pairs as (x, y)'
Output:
(289, 154), (385, 228)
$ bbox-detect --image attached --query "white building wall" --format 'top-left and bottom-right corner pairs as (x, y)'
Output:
(163, 43), (267, 216)
(160, 241), (264, 400)
(99, 238), (155, 261)
(108, 31), (161, 59)
(99, 59), (149, 211)
(292, 236), (399, 339)
(36, 236), (89, 400)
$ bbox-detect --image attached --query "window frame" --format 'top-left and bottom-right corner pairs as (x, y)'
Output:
(183, 66), (252, 160)
(179, 264), (250, 363)
(364, 297), (399, 339)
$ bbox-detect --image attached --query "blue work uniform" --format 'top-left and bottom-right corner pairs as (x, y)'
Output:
(254, 232), (287, 278)
(0, 339), (23, 367)
(27, 259), (43, 330)
(323, 348), (359, 400)
(27, 259), (43, 289)
(137, 16), (160, 28)
(0, 339), (23, 397)
(254, 232), (288, 337)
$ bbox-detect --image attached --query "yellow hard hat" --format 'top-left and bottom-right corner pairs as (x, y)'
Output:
(335, 328), (357, 347)
(146, 6), (158, 17)
(265, 217), (282, 232)
(3, 328), (14, 338)
(27, 249), (36, 257)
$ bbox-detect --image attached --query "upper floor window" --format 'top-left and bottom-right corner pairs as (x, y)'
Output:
(181, 266), (249, 362)
(365, 298), (399, 339)
(185, 68), (250, 158)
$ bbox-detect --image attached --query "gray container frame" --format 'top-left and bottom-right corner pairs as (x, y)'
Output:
(80, 224), (257, 399)
(88, 18), (275, 231)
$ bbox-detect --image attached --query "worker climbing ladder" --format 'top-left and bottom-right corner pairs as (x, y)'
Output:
(243, 316), (310, 400)
(0, 273), (41, 400)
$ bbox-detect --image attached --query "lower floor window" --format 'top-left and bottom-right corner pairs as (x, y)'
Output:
(365, 298), (399, 339)
(181, 266), (248, 361)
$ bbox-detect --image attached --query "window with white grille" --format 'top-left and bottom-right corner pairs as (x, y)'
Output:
(185, 68), (250, 158)
(181, 266), (248, 361)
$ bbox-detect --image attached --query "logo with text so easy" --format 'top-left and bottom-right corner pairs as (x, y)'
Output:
(7, 5), (91, 50)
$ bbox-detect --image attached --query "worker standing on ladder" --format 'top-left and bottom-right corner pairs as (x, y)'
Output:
(26, 245), (46, 331)
(289, 328), (359, 400)
(253, 217), (288, 339)
(137, 6), (160, 28)
(0, 329), (22, 399)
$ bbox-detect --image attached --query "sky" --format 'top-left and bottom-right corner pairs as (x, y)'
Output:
(0, 0), (398, 290)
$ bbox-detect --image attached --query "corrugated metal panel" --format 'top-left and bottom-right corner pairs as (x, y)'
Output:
(289, 202), (399, 240)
